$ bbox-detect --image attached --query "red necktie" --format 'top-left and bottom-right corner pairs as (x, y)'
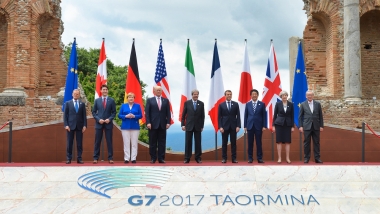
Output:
(103, 98), (106, 108)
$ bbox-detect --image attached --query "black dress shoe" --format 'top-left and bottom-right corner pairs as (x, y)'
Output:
(158, 160), (166, 163)
(132, 160), (136, 164)
(232, 159), (238, 163)
(124, 160), (129, 164)
(248, 159), (253, 163)
(66, 160), (71, 164)
(184, 159), (190, 164)
(221, 159), (227, 163)
(257, 159), (265, 163)
(150, 159), (156, 164)
(196, 159), (202, 163)
(315, 159), (323, 163)
(77, 160), (84, 164)
(304, 159), (309, 163)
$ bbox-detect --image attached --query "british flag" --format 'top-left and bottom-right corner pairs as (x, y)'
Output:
(262, 42), (282, 130)
(155, 40), (174, 124)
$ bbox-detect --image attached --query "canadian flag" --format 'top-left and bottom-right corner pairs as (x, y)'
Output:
(95, 39), (107, 99)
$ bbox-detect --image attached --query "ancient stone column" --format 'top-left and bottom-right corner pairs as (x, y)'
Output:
(344, 0), (362, 101)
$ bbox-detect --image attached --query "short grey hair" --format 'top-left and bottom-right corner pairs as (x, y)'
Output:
(191, 89), (199, 95)
(306, 90), (314, 95)
(279, 91), (288, 98)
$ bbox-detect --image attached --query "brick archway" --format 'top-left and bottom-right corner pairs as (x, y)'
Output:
(360, 10), (380, 99)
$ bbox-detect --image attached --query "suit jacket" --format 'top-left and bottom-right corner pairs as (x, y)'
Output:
(118, 103), (142, 130)
(145, 96), (171, 129)
(298, 100), (324, 130)
(244, 100), (266, 131)
(181, 100), (205, 131)
(63, 99), (87, 130)
(218, 101), (241, 130)
(92, 97), (117, 129)
(273, 101), (294, 127)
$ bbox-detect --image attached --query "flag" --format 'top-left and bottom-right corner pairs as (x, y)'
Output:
(179, 40), (197, 121)
(292, 41), (308, 127)
(154, 40), (174, 124)
(208, 41), (225, 132)
(95, 39), (107, 99)
(62, 39), (78, 111)
(238, 41), (253, 128)
(262, 41), (282, 130)
(125, 40), (145, 124)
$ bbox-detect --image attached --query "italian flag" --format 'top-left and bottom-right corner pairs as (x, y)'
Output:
(179, 40), (197, 121)
(95, 39), (107, 99)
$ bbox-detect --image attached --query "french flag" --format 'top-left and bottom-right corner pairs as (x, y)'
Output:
(238, 40), (253, 128)
(208, 40), (225, 132)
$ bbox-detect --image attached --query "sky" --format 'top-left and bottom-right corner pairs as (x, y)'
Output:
(61, 0), (307, 127)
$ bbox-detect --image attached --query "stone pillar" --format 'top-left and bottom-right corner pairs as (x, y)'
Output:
(344, 0), (362, 101)
(289, 37), (301, 99)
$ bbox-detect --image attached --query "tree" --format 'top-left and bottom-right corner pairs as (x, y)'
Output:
(64, 43), (149, 143)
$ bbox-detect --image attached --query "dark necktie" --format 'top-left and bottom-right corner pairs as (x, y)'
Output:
(75, 100), (79, 113)
(227, 101), (231, 112)
(193, 101), (197, 111)
(103, 98), (106, 109)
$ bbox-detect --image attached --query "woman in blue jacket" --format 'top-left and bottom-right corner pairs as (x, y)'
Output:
(118, 92), (142, 163)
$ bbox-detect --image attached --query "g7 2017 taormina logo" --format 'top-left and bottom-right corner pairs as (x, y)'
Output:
(77, 168), (173, 198)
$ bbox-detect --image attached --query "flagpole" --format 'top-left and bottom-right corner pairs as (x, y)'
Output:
(72, 37), (77, 162)
(214, 38), (218, 162)
(100, 37), (106, 162)
(270, 38), (275, 162)
(243, 38), (247, 162)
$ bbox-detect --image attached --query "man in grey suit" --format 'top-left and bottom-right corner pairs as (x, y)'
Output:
(181, 89), (205, 164)
(298, 90), (324, 163)
(92, 85), (116, 164)
(145, 86), (171, 164)
(218, 90), (241, 163)
(63, 89), (87, 164)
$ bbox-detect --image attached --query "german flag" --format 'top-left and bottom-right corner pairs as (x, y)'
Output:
(124, 39), (146, 124)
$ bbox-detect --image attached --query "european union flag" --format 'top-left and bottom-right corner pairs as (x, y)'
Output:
(292, 41), (308, 127)
(62, 39), (78, 111)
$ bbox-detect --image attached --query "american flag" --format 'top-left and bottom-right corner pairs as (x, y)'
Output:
(262, 42), (282, 130)
(155, 41), (174, 124)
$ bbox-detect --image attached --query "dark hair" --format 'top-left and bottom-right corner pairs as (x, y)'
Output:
(224, 90), (232, 95)
(250, 89), (259, 96)
(101, 85), (108, 90)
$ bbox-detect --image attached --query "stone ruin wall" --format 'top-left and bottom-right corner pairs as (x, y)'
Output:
(0, 0), (90, 127)
(302, 0), (380, 130)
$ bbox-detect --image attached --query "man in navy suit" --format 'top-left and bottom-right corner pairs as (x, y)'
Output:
(181, 89), (205, 164)
(92, 85), (116, 164)
(218, 90), (241, 163)
(63, 89), (87, 164)
(145, 86), (171, 163)
(244, 89), (267, 163)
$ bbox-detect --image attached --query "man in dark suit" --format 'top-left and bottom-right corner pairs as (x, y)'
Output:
(218, 90), (241, 163)
(145, 86), (171, 163)
(244, 89), (267, 163)
(92, 85), (116, 164)
(298, 90), (324, 164)
(181, 89), (205, 164)
(63, 89), (87, 164)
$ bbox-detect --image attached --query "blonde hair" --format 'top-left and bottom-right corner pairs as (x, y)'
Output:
(127, 92), (135, 98)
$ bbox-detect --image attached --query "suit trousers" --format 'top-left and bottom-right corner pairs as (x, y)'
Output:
(66, 127), (83, 161)
(93, 127), (113, 160)
(247, 128), (263, 160)
(185, 128), (202, 160)
(121, 130), (139, 161)
(222, 127), (237, 160)
(303, 128), (321, 160)
(149, 127), (167, 161)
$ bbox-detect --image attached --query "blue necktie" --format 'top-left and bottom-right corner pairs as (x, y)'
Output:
(193, 102), (196, 111)
(75, 100), (79, 113)
(252, 102), (256, 113)
(227, 101), (231, 112)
